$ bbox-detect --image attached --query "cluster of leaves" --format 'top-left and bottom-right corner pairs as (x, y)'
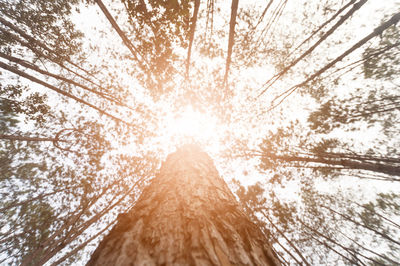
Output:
(0, 0), (83, 61)
(121, 0), (192, 95)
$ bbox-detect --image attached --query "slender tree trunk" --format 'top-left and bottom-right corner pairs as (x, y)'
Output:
(266, 153), (400, 177)
(87, 145), (280, 265)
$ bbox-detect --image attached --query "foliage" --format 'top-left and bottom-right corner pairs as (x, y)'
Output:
(121, 0), (192, 95)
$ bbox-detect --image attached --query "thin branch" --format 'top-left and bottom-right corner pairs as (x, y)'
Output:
(267, 11), (400, 111)
(269, 231), (299, 265)
(0, 16), (102, 85)
(287, 0), (357, 59)
(50, 220), (116, 266)
(306, 232), (361, 265)
(0, 27), (104, 90)
(0, 52), (136, 111)
(254, 0), (286, 47)
(324, 41), (400, 80)
(261, 210), (311, 266)
(338, 230), (399, 265)
(352, 202), (400, 230)
(252, 0), (274, 31)
(34, 175), (148, 265)
(258, 0), (367, 98)
(0, 134), (66, 142)
(322, 205), (400, 246)
(299, 219), (369, 265)
(94, 0), (149, 72)
(22, 180), (121, 265)
(0, 62), (135, 127)
(259, 0), (287, 50)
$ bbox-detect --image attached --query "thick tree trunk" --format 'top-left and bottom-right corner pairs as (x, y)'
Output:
(87, 145), (280, 265)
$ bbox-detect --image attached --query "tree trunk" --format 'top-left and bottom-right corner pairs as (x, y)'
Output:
(266, 153), (400, 177)
(87, 144), (280, 265)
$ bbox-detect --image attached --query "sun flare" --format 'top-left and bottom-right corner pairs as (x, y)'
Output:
(162, 105), (222, 148)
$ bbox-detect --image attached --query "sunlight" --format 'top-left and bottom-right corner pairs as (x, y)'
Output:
(163, 106), (219, 144)
(119, 104), (225, 158)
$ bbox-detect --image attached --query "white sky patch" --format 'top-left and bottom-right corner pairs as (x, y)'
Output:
(162, 105), (217, 140)
(157, 105), (227, 155)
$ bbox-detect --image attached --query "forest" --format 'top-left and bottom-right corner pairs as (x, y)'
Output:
(0, 0), (399, 265)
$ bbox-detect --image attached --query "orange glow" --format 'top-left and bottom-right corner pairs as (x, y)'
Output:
(162, 105), (220, 144)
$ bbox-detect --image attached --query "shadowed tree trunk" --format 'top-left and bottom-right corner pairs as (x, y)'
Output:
(87, 144), (280, 265)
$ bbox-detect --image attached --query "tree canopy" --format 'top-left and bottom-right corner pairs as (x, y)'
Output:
(0, 0), (399, 264)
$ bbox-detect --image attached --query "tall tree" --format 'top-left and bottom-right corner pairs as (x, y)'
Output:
(87, 145), (281, 265)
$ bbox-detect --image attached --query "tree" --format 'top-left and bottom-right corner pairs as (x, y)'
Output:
(258, 127), (400, 179)
(88, 145), (280, 265)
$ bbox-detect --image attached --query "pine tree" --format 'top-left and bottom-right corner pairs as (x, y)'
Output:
(87, 144), (280, 265)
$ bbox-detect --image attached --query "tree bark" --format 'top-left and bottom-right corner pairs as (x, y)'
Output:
(87, 144), (280, 265)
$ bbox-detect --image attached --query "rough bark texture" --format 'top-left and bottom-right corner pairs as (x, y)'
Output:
(87, 145), (280, 265)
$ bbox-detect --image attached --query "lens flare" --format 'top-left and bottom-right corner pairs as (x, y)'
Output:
(163, 105), (221, 146)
